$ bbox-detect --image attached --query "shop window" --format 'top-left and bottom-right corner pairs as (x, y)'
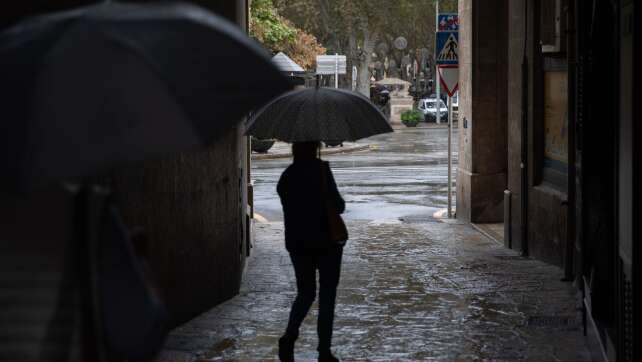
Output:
(542, 57), (568, 190)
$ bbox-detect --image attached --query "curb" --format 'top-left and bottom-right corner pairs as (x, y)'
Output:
(471, 223), (505, 246)
(252, 144), (372, 160)
(391, 122), (458, 130)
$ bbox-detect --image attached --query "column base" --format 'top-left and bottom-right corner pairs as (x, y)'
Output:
(457, 168), (506, 223)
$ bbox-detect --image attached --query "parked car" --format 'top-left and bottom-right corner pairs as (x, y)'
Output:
(418, 98), (448, 122)
(451, 92), (459, 120)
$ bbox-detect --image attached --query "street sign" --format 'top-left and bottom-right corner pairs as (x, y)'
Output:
(316, 54), (347, 75)
(437, 65), (459, 97)
(436, 32), (459, 65)
(438, 13), (459, 32)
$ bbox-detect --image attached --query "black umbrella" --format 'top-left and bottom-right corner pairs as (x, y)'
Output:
(0, 1), (292, 194)
(245, 87), (393, 142)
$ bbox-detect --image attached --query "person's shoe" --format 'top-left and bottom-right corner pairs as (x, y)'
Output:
(278, 336), (295, 362)
(318, 350), (339, 362)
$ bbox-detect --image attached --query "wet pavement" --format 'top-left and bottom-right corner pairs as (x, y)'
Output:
(252, 125), (458, 222)
(156, 124), (589, 361)
(157, 221), (588, 361)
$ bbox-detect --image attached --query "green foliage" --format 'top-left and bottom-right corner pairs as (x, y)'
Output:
(250, 0), (325, 70)
(251, 0), (297, 47)
(436, 0), (458, 13)
(270, 0), (458, 92)
(401, 109), (423, 126)
(275, 0), (458, 55)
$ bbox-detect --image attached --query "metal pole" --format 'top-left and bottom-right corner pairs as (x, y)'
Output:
(335, 53), (339, 88)
(447, 94), (453, 218)
(435, 1), (441, 123)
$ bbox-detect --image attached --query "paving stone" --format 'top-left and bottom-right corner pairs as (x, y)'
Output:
(156, 221), (590, 361)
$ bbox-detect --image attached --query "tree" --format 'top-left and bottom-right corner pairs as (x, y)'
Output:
(250, 0), (325, 70)
(275, 0), (458, 95)
(274, 0), (389, 94)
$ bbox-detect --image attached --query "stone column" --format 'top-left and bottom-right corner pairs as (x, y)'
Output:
(456, 0), (509, 223)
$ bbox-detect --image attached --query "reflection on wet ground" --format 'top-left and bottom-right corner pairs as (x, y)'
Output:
(252, 126), (458, 222)
(158, 221), (589, 361)
(156, 125), (589, 361)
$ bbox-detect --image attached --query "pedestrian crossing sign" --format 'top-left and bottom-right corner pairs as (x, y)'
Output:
(436, 32), (458, 65)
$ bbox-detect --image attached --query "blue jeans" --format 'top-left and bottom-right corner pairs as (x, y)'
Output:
(285, 246), (343, 351)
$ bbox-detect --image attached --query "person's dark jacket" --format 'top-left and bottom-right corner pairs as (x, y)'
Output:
(277, 159), (345, 252)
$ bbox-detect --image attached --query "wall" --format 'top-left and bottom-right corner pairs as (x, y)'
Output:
(457, 0), (508, 223)
(503, 0), (572, 266)
(112, 128), (248, 326)
(111, 0), (251, 327)
(506, 0), (525, 251)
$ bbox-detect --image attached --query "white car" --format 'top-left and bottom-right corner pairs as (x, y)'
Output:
(451, 92), (459, 120)
(417, 98), (448, 122)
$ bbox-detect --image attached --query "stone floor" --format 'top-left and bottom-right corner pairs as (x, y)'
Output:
(471, 223), (505, 245)
(156, 220), (590, 362)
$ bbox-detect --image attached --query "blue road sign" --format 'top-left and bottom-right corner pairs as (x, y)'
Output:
(438, 13), (459, 32)
(435, 31), (459, 65)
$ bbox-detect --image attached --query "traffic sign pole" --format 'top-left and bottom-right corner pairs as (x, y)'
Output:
(447, 94), (453, 218)
(435, 0), (441, 124)
(436, 72), (441, 124)
(437, 65), (458, 219)
(335, 53), (339, 88)
(435, 7), (458, 218)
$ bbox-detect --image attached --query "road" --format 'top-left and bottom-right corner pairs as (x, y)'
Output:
(251, 125), (458, 222)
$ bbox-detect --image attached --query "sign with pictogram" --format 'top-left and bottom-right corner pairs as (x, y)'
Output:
(438, 13), (459, 32)
(437, 65), (459, 97)
(435, 32), (458, 65)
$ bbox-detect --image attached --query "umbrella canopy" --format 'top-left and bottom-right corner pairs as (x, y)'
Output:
(272, 52), (305, 73)
(246, 87), (393, 142)
(0, 2), (291, 194)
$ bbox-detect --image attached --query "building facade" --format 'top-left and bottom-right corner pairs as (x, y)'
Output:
(457, 0), (639, 360)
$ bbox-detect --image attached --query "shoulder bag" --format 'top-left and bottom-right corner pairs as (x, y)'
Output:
(320, 162), (348, 246)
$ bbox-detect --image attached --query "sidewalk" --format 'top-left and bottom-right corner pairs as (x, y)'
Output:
(252, 141), (371, 160)
(156, 220), (589, 361)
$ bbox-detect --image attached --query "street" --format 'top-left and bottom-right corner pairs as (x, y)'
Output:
(252, 125), (458, 222)
(156, 125), (589, 361)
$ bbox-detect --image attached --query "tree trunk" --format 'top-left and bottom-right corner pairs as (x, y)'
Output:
(348, 31), (358, 90)
(357, 29), (377, 96)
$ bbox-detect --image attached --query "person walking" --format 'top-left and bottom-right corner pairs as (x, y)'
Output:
(277, 141), (345, 362)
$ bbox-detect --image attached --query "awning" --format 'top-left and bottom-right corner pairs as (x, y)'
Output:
(272, 52), (304, 73)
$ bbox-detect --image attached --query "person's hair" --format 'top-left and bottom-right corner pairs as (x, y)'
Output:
(292, 141), (320, 161)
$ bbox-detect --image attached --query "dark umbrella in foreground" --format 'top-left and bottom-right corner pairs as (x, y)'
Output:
(0, 1), (291, 194)
(245, 87), (393, 142)
(0, 2), (291, 360)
